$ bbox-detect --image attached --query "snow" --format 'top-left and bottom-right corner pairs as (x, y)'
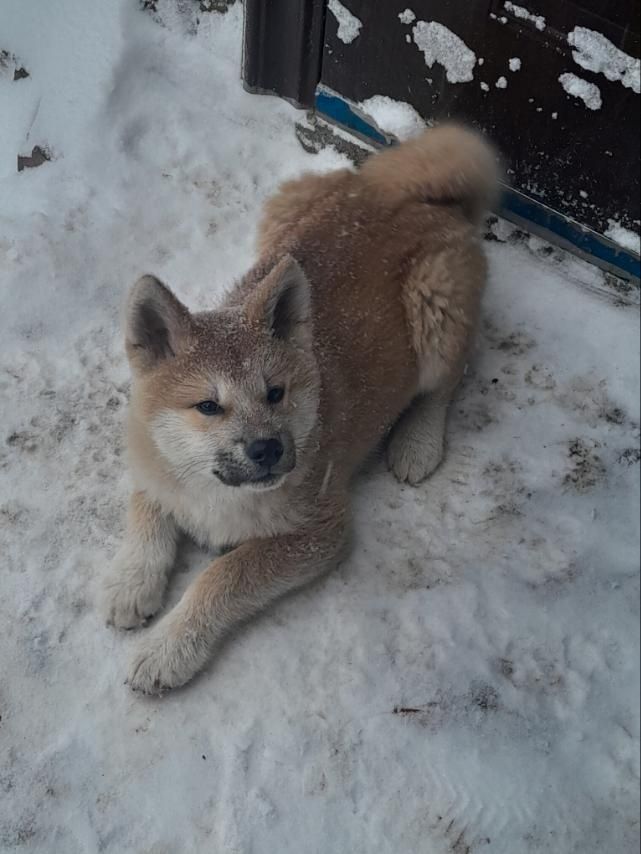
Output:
(559, 72), (603, 110)
(509, 57), (522, 72)
(605, 220), (641, 254)
(496, 76), (508, 89)
(412, 20), (477, 84)
(0, 3), (640, 854)
(504, 1), (546, 31)
(0, 0), (123, 178)
(398, 8), (416, 25)
(569, 27), (641, 95)
(481, 81), (490, 92)
(328, 0), (362, 45)
(358, 94), (426, 140)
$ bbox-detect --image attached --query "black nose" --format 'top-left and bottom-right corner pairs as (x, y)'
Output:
(245, 438), (284, 468)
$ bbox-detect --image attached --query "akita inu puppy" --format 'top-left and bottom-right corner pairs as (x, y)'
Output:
(102, 124), (499, 694)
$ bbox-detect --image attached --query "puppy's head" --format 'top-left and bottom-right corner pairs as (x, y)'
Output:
(125, 256), (320, 491)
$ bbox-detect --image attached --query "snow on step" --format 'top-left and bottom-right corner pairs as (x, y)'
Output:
(605, 220), (641, 254)
(358, 94), (426, 140)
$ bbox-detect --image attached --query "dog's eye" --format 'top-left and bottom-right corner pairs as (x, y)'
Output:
(195, 400), (223, 416)
(266, 386), (285, 404)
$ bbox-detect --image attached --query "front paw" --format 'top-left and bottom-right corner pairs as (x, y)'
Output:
(127, 608), (208, 695)
(102, 569), (166, 629)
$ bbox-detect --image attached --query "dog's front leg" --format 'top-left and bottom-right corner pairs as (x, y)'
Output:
(102, 491), (178, 629)
(127, 512), (347, 694)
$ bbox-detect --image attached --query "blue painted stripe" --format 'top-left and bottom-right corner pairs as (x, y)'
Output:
(315, 90), (390, 146)
(314, 89), (641, 283)
(501, 192), (641, 281)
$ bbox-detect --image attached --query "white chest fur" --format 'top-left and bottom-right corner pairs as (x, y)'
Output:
(132, 463), (303, 549)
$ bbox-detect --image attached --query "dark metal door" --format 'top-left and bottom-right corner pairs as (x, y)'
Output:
(320, 1), (639, 269)
(243, 0), (640, 280)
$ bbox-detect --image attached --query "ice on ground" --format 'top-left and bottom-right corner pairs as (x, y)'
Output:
(605, 220), (641, 254)
(496, 76), (508, 89)
(0, 3), (639, 854)
(358, 94), (426, 140)
(412, 20), (476, 83)
(569, 27), (641, 94)
(504, 1), (546, 31)
(328, 0), (362, 45)
(509, 57), (522, 72)
(559, 72), (603, 110)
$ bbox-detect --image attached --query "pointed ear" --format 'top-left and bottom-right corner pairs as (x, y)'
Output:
(125, 275), (191, 370)
(246, 256), (312, 345)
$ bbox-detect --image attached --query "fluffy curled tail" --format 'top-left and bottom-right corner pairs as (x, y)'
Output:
(359, 123), (501, 225)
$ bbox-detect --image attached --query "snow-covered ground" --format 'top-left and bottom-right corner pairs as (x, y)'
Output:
(1, 3), (639, 852)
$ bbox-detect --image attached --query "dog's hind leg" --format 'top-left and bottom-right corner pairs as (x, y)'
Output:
(389, 246), (483, 485)
(386, 392), (451, 485)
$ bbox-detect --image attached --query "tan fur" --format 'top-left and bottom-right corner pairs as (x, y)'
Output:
(102, 123), (499, 693)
